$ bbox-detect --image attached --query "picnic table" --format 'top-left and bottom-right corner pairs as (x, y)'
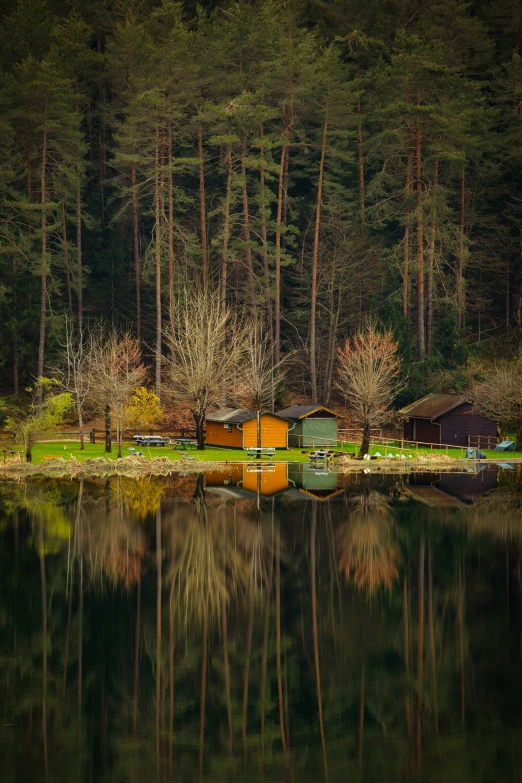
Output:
(133, 435), (170, 446)
(244, 447), (276, 458)
(174, 437), (197, 449)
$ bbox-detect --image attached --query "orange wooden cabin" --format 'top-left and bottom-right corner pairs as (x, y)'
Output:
(205, 408), (292, 449)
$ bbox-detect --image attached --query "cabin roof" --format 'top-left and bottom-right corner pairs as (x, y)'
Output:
(277, 404), (341, 420)
(206, 407), (290, 424)
(401, 393), (467, 420)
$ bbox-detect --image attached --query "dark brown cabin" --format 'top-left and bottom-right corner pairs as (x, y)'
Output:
(402, 393), (497, 447)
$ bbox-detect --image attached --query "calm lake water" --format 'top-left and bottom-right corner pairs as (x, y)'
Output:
(1, 464), (522, 782)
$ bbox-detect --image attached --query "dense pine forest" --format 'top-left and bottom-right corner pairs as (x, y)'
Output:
(1, 0), (521, 406)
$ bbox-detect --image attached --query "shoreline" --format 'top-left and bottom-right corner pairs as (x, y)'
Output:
(0, 454), (512, 479)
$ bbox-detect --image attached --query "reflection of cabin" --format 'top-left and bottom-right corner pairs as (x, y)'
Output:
(402, 393), (497, 447)
(277, 405), (341, 448)
(205, 408), (292, 449)
(408, 467), (498, 507)
(287, 463), (343, 501)
(205, 463), (290, 498)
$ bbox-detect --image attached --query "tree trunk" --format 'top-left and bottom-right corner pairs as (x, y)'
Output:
(74, 74), (83, 334)
(515, 415), (522, 452)
(133, 579), (141, 738)
(168, 582), (175, 767)
(13, 257), (18, 396)
(256, 408), (261, 458)
(194, 411), (205, 450)
(356, 91), (365, 224)
(458, 560), (466, 731)
(241, 138), (256, 313)
(38, 516), (49, 780)
(62, 203), (73, 316)
(416, 537), (425, 771)
(199, 608), (208, 777)
(359, 422), (371, 458)
(427, 542), (438, 735)
(403, 146), (414, 319)
(403, 577), (413, 739)
(131, 164), (141, 338)
(311, 505), (328, 779)
(155, 128), (162, 399)
(242, 591), (255, 759)
(221, 144), (233, 310)
(426, 160), (438, 356)
(38, 113), (48, 403)
(155, 507), (162, 771)
(105, 404), (112, 454)
(76, 173), (83, 332)
(275, 528), (287, 756)
(98, 41), (106, 224)
(77, 554), (83, 736)
(198, 116), (208, 288)
(258, 125), (273, 337)
(358, 661), (365, 769)
(78, 402), (84, 450)
(274, 139), (287, 364)
(310, 108), (328, 405)
(457, 167), (466, 331)
(222, 586), (233, 755)
(167, 120), (175, 327)
(416, 126), (425, 359)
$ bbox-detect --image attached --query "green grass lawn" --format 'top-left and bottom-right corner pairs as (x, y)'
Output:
(4, 439), (521, 466)
(6, 441), (312, 465)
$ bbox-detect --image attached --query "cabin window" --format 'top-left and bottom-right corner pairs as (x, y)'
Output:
(223, 423), (232, 432)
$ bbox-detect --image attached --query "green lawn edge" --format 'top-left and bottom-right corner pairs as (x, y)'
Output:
(3, 439), (521, 466)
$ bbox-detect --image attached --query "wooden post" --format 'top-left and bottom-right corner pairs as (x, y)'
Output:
(91, 429), (95, 445)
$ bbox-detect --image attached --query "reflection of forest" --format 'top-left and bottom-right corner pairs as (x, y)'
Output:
(1, 469), (522, 782)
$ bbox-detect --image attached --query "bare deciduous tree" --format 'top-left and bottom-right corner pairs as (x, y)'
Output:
(336, 326), (404, 457)
(90, 331), (146, 458)
(53, 318), (94, 450)
(471, 358), (522, 449)
(240, 323), (287, 454)
(164, 286), (245, 450)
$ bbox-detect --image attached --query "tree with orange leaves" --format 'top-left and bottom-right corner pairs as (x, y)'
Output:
(337, 325), (404, 458)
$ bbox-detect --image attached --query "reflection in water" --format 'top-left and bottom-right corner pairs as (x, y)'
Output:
(336, 490), (400, 594)
(2, 467), (522, 781)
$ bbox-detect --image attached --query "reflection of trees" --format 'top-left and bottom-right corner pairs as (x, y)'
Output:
(336, 491), (401, 594)
(167, 497), (278, 625)
(81, 477), (153, 588)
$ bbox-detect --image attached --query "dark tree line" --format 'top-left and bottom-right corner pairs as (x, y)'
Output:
(1, 0), (521, 404)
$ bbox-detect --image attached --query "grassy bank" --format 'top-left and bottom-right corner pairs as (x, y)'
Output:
(1, 441), (311, 465)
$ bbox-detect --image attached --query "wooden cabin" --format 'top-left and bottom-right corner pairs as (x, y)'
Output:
(205, 408), (292, 449)
(402, 393), (497, 448)
(277, 405), (341, 448)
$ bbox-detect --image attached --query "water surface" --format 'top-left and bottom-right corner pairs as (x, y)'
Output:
(1, 465), (522, 782)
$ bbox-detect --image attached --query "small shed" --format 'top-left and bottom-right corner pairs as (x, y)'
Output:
(402, 393), (497, 448)
(277, 405), (341, 448)
(205, 408), (292, 449)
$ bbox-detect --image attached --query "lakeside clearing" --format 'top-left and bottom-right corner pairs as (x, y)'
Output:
(0, 440), (516, 479)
